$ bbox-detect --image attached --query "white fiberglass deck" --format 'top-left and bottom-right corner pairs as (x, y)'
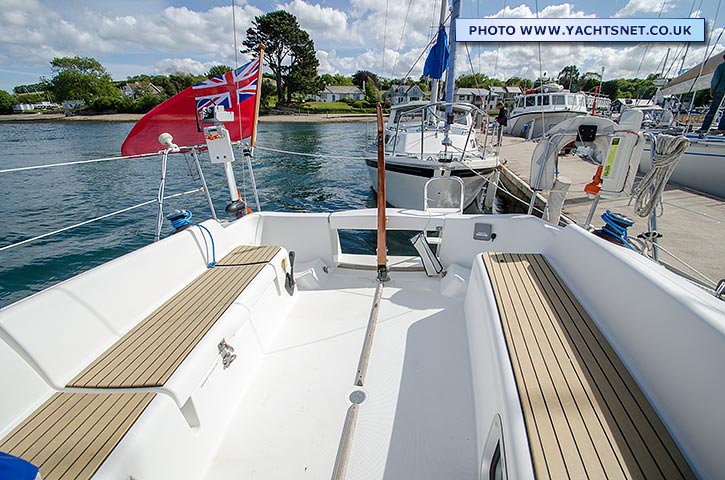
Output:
(203, 268), (477, 479)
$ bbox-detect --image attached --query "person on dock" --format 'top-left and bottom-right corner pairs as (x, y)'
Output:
(697, 54), (725, 135)
(495, 102), (508, 145)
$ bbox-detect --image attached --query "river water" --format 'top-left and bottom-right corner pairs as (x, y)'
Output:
(3, 120), (481, 305)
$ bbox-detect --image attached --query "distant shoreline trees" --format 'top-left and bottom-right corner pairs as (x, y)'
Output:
(0, 47), (712, 116)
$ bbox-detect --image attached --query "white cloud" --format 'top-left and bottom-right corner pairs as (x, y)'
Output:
(153, 58), (214, 75)
(280, 0), (357, 42)
(487, 3), (595, 19)
(614, 0), (672, 18)
(0, 2), (262, 68)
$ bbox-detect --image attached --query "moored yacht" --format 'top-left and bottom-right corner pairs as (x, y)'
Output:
(507, 84), (589, 138)
(364, 100), (498, 210)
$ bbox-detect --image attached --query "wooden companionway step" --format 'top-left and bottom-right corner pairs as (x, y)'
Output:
(483, 252), (695, 480)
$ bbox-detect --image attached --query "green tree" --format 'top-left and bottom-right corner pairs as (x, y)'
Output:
(206, 65), (232, 78)
(557, 65), (580, 90)
(364, 80), (379, 104)
(243, 11), (319, 105)
(0, 90), (16, 114)
(457, 73), (502, 89)
(352, 70), (380, 89)
(318, 73), (352, 87)
(578, 71), (602, 92)
(505, 76), (533, 89)
(48, 56), (118, 103)
(285, 34), (322, 103)
(13, 82), (45, 94)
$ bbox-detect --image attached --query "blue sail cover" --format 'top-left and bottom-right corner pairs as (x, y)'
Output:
(423, 27), (449, 79)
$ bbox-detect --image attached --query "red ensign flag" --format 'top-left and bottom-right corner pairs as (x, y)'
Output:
(121, 58), (260, 156)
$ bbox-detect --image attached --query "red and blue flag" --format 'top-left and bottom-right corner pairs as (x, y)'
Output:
(122, 58), (261, 156)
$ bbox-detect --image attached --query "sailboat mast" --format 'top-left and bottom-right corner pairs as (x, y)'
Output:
(443, 0), (461, 142)
(430, 0), (448, 105)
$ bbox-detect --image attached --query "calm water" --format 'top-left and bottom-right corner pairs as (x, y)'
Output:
(0, 121), (391, 305)
(0, 121), (511, 306)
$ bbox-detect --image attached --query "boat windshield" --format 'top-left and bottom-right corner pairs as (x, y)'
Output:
(390, 104), (471, 125)
(552, 95), (565, 105)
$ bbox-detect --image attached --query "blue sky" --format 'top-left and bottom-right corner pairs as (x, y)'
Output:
(1, 0), (722, 93)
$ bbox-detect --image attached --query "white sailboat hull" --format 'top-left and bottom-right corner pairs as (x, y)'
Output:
(365, 156), (493, 209)
(640, 133), (725, 198)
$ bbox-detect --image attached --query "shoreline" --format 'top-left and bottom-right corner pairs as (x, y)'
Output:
(0, 112), (377, 124)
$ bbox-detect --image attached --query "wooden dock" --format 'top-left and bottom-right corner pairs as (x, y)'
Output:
(494, 134), (724, 288)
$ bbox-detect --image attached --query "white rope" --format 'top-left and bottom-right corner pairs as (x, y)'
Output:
(631, 134), (689, 217)
(0, 188), (202, 252)
(0, 152), (159, 174)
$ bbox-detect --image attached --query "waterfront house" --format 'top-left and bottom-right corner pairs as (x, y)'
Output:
(311, 85), (364, 102)
(387, 85), (425, 105)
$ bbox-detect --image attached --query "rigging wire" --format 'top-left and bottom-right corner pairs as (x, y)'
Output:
(633, 0), (669, 79)
(390, 0), (415, 78)
(0, 189), (203, 252)
(381, 0), (390, 77)
(399, 10), (453, 84)
(492, 0), (507, 80)
(0, 153), (157, 174)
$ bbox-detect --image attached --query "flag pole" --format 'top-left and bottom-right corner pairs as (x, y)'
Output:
(251, 44), (265, 147)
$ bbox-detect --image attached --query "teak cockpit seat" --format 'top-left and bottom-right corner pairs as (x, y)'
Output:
(482, 252), (696, 479)
(0, 244), (283, 480)
(66, 245), (280, 394)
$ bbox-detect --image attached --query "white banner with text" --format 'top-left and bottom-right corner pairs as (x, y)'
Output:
(456, 18), (705, 42)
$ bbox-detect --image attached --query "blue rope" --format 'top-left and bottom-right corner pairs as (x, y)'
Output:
(600, 210), (635, 250)
(168, 210), (217, 268)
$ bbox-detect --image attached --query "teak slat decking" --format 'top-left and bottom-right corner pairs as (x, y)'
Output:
(68, 245), (280, 388)
(0, 245), (280, 479)
(482, 253), (695, 480)
(216, 245), (280, 266)
(0, 392), (154, 480)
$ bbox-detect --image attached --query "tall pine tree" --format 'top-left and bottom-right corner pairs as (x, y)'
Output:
(243, 11), (319, 105)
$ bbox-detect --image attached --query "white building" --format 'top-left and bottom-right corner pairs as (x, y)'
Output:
(454, 88), (489, 109)
(387, 85), (425, 105)
(311, 85), (364, 102)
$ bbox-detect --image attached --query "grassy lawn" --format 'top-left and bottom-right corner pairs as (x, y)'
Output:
(299, 101), (354, 111)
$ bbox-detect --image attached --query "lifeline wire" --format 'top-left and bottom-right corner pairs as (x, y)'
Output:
(0, 153), (157, 174)
(0, 189), (202, 252)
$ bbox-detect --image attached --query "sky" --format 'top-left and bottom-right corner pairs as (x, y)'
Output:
(0, 0), (723, 93)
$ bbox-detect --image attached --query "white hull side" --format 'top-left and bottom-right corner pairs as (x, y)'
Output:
(640, 135), (725, 198)
(508, 111), (587, 138)
(365, 160), (490, 210)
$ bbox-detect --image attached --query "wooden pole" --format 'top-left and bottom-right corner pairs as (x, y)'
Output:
(376, 103), (389, 282)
